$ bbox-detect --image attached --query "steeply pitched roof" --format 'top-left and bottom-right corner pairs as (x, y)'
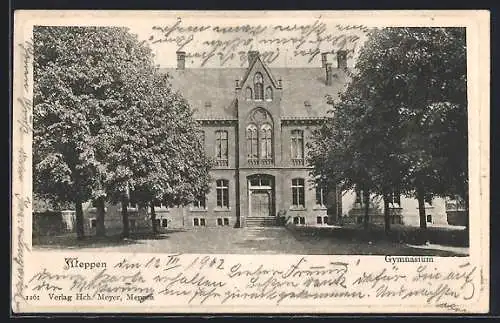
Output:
(160, 66), (350, 120)
(240, 55), (279, 90)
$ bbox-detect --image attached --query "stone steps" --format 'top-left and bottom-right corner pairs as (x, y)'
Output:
(246, 217), (279, 227)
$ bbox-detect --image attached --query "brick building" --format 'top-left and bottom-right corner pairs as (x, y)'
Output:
(81, 50), (450, 234)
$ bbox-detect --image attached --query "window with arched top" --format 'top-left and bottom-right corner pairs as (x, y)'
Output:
(245, 87), (253, 100)
(246, 124), (258, 160)
(254, 72), (264, 100)
(265, 86), (273, 101)
(260, 124), (272, 161)
(246, 108), (274, 165)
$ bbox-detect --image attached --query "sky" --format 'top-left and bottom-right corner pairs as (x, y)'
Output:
(122, 13), (370, 68)
(20, 11), (472, 69)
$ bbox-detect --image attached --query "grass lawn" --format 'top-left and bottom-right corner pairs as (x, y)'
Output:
(33, 224), (468, 256)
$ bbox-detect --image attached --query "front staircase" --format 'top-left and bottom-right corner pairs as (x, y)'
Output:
(246, 217), (279, 227)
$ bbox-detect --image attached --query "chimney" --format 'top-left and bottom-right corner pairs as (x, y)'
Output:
(247, 50), (260, 66)
(278, 79), (282, 88)
(325, 63), (333, 86)
(337, 50), (347, 69)
(235, 79), (240, 89)
(176, 51), (186, 70)
(321, 52), (328, 68)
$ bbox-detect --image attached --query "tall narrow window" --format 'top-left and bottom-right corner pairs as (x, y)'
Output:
(197, 130), (205, 148)
(355, 188), (363, 205)
(193, 193), (206, 209)
(215, 130), (228, 166)
(246, 87), (253, 100)
(216, 179), (229, 208)
(291, 130), (304, 165)
(246, 124), (258, 160)
(254, 73), (264, 100)
(260, 124), (272, 161)
(315, 185), (327, 206)
(265, 86), (273, 101)
(389, 190), (401, 207)
(291, 178), (305, 208)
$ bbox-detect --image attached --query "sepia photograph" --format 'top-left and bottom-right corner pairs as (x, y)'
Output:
(11, 10), (489, 313)
(31, 21), (468, 256)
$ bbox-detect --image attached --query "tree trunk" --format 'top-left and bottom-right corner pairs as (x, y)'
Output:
(75, 198), (85, 240)
(363, 189), (370, 230)
(383, 193), (391, 235)
(336, 186), (343, 224)
(122, 197), (130, 238)
(465, 190), (469, 230)
(95, 196), (106, 237)
(417, 186), (427, 229)
(150, 202), (157, 234)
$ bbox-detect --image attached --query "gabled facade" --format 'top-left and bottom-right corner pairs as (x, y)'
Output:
(80, 50), (450, 234)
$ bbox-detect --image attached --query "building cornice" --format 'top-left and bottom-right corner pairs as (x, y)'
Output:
(281, 117), (326, 126)
(196, 119), (238, 126)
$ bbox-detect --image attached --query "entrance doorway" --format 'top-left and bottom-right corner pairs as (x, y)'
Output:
(248, 174), (275, 218)
(251, 190), (271, 217)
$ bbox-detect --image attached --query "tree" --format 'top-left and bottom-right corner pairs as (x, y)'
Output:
(372, 27), (468, 229)
(105, 72), (212, 237)
(33, 26), (121, 239)
(310, 27), (467, 234)
(33, 26), (212, 239)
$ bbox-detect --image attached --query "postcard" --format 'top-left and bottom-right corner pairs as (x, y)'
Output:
(11, 10), (490, 314)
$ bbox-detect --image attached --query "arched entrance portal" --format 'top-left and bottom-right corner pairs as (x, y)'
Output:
(247, 174), (276, 226)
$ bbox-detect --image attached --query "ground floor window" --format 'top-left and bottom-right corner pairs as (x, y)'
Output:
(193, 194), (206, 209)
(90, 218), (97, 228)
(315, 185), (327, 207)
(427, 214), (433, 223)
(389, 190), (401, 207)
(161, 219), (168, 227)
(216, 179), (230, 208)
(129, 219), (136, 229)
(292, 178), (305, 208)
(355, 188), (369, 207)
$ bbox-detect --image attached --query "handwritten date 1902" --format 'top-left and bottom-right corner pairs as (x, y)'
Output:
(185, 256), (225, 271)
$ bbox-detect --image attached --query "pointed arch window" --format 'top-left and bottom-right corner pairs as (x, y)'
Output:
(246, 124), (258, 160)
(254, 72), (264, 101)
(246, 108), (274, 166)
(260, 124), (272, 161)
(245, 87), (253, 101)
(265, 86), (273, 101)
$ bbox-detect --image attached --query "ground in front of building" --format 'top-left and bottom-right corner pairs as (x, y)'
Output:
(33, 224), (468, 256)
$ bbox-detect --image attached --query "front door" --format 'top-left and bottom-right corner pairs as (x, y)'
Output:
(251, 190), (271, 217)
